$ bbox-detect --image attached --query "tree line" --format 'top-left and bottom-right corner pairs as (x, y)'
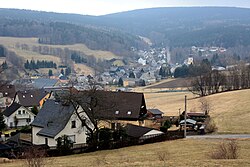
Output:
(71, 53), (87, 64)
(24, 60), (57, 70)
(189, 61), (250, 96)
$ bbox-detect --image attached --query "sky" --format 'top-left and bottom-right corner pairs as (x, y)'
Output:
(0, 0), (250, 16)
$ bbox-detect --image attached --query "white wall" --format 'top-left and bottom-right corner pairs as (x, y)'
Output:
(4, 106), (35, 128)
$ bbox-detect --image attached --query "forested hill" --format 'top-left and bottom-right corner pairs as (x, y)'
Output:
(101, 7), (250, 47)
(2, 7), (250, 49)
(0, 9), (147, 57)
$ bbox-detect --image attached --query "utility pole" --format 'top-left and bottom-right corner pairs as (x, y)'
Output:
(184, 95), (187, 138)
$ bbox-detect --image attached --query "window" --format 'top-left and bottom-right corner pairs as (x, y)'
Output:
(71, 121), (76, 128)
(127, 111), (132, 115)
(23, 95), (25, 98)
(30, 94), (33, 98)
(18, 110), (21, 114)
(26, 118), (31, 123)
(23, 110), (25, 114)
(115, 110), (119, 115)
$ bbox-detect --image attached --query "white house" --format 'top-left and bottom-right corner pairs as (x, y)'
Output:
(31, 99), (93, 148)
(3, 102), (35, 128)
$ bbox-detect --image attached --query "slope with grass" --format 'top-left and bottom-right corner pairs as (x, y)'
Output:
(0, 37), (120, 75)
(139, 87), (250, 134)
(0, 37), (119, 60)
(4, 138), (250, 167)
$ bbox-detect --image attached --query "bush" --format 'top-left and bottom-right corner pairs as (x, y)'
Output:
(160, 120), (172, 132)
(210, 140), (239, 159)
(24, 146), (49, 167)
(20, 125), (32, 133)
(204, 117), (217, 133)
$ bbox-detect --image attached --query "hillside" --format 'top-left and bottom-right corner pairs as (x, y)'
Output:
(0, 11), (147, 57)
(102, 7), (250, 47)
(4, 138), (250, 166)
(2, 7), (250, 48)
(137, 84), (250, 134)
(0, 37), (120, 76)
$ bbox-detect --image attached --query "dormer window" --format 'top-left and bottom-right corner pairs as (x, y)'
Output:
(127, 111), (132, 115)
(5, 92), (8, 95)
(115, 110), (119, 115)
(30, 95), (33, 98)
(23, 95), (25, 98)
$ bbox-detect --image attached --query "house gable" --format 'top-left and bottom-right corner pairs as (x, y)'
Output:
(31, 99), (93, 147)
(3, 103), (35, 128)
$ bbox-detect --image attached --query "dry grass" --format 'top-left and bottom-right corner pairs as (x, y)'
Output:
(4, 139), (250, 167)
(74, 63), (94, 76)
(0, 36), (119, 75)
(135, 82), (250, 134)
(9, 48), (62, 64)
(0, 37), (118, 60)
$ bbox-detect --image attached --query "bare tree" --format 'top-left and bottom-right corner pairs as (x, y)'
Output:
(199, 98), (212, 115)
(61, 84), (116, 148)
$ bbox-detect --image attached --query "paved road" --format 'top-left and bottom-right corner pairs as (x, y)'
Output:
(187, 134), (250, 139)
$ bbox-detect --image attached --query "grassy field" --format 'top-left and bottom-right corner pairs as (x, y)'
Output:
(74, 63), (95, 76)
(3, 138), (250, 167)
(0, 36), (119, 75)
(134, 79), (250, 134)
(0, 37), (119, 60)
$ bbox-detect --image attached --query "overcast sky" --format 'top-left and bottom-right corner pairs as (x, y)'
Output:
(1, 0), (250, 16)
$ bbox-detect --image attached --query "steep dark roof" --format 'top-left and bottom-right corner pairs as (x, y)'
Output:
(2, 102), (22, 117)
(125, 124), (153, 138)
(0, 84), (16, 98)
(77, 90), (147, 121)
(31, 99), (75, 138)
(16, 89), (49, 107)
(148, 109), (164, 115)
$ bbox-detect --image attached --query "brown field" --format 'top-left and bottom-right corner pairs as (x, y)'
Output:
(0, 37), (121, 75)
(74, 63), (94, 76)
(0, 37), (119, 60)
(9, 49), (62, 64)
(146, 78), (192, 89)
(4, 138), (250, 167)
(135, 84), (250, 134)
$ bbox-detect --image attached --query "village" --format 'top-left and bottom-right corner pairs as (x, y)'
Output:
(1, 41), (250, 161)
(0, 64), (212, 159)
(1, 5), (250, 166)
